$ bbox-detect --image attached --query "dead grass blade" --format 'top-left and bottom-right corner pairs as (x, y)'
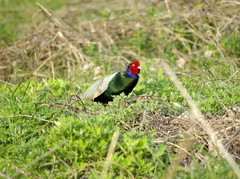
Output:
(101, 130), (120, 179)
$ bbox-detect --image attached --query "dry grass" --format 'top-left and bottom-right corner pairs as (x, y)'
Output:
(112, 95), (240, 164)
(0, 0), (239, 82)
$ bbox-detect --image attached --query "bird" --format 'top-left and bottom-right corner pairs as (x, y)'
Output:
(71, 61), (141, 104)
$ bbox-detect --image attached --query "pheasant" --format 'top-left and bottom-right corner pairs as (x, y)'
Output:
(72, 61), (141, 104)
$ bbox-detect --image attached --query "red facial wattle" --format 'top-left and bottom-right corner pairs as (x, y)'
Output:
(130, 66), (140, 74)
(129, 61), (141, 74)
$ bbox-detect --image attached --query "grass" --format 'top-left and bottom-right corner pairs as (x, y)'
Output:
(0, 0), (240, 178)
(0, 0), (72, 46)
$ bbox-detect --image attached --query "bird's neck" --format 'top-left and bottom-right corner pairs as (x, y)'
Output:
(124, 68), (138, 79)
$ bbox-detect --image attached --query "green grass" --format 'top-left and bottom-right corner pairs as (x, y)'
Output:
(0, 79), (168, 178)
(0, 68), (239, 178)
(0, 0), (240, 178)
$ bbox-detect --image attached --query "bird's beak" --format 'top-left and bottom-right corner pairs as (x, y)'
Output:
(137, 66), (141, 69)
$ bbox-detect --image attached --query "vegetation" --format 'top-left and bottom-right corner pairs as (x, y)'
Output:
(0, 0), (239, 178)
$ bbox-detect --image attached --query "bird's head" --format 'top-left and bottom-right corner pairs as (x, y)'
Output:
(127, 61), (141, 74)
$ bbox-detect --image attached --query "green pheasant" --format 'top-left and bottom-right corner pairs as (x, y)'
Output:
(72, 61), (141, 103)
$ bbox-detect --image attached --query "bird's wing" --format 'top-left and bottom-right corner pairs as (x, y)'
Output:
(79, 72), (118, 101)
